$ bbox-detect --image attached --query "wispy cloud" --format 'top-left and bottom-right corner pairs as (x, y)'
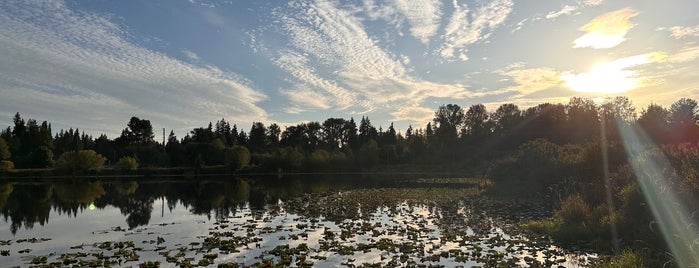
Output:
(668, 46), (699, 63)
(269, 0), (473, 122)
(573, 8), (638, 49)
(669, 25), (699, 39)
(0, 0), (267, 136)
(390, 106), (435, 123)
(274, 50), (358, 112)
(580, 0), (603, 6)
(543, 0), (602, 20)
(502, 68), (563, 95)
(546, 5), (578, 19)
(440, 0), (514, 60)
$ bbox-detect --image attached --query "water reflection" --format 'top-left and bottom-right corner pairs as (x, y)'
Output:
(0, 176), (593, 267)
(0, 175), (456, 233)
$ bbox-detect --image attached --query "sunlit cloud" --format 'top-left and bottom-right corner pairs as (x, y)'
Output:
(580, 0), (603, 6)
(502, 68), (563, 95)
(562, 52), (667, 94)
(668, 46), (699, 63)
(573, 8), (638, 49)
(546, 5), (578, 19)
(390, 106), (434, 123)
(669, 25), (699, 39)
(0, 0), (268, 137)
(440, 0), (513, 60)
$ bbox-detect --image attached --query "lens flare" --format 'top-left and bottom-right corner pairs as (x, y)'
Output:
(616, 119), (699, 266)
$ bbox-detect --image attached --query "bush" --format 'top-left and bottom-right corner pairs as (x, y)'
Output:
(55, 150), (106, 174)
(556, 193), (590, 224)
(115, 156), (139, 171)
(0, 160), (14, 171)
(0, 137), (10, 160)
(224, 146), (250, 170)
(589, 249), (647, 268)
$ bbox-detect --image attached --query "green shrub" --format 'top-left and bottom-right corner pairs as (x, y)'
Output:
(0, 137), (10, 160)
(589, 249), (647, 268)
(0, 160), (14, 171)
(115, 156), (139, 171)
(224, 146), (250, 170)
(55, 150), (106, 174)
(556, 193), (590, 224)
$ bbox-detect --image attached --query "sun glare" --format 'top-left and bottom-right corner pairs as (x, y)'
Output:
(562, 52), (667, 94)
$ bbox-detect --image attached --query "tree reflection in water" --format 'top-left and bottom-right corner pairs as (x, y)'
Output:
(0, 175), (461, 233)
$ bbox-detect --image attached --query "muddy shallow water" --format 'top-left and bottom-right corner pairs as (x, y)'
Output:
(0, 176), (596, 267)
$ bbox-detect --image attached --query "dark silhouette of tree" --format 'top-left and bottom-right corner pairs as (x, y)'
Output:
(358, 117), (378, 147)
(434, 104), (465, 137)
(491, 103), (522, 135)
(566, 97), (599, 143)
(464, 104), (490, 140)
(214, 118), (233, 146)
(599, 96), (636, 142)
(668, 98), (699, 143)
(638, 103), (670, 143)
(322, 118), (358, 149)
(266, 123), (281, 149)
(118, 117), (155, 145)
(248, 122), (266, 153)
(521, 103), (567, 144)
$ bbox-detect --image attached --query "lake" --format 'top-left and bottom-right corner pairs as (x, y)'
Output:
(0, 176), (595, 267)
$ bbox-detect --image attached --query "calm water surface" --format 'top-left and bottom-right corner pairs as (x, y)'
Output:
(0, 176), (595, 267)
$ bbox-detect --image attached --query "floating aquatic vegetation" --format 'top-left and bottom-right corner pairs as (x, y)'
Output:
(0, 179), (596, 267)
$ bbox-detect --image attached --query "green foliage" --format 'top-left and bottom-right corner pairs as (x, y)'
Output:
(115, 156), (139, 171)
(486, 139), (583, 195)
(0, 137), (9, 160)
(523, 192), (622, 249)
(0, 160), (13, 171)
(589, 249), (647, 268)
(269, 147), (304, 171)
(309, 149), (330, 168)
(224, 145), (250, 170)
(555, 194), (590, 225)
(55, 150), (106, 174)
(30, 146), (54, 168)
(359, 140), (379, 168)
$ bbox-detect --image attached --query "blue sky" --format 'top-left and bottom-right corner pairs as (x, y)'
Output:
(1, 0), (698, 140)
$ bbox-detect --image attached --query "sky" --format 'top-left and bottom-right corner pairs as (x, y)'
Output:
(1, 0), (698, 140)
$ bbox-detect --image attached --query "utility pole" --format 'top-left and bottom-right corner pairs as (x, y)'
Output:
(162, 128), (166, 149)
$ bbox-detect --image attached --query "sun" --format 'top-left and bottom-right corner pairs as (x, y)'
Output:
(562, 52), (667, 95)
(562, 62), (638, 94)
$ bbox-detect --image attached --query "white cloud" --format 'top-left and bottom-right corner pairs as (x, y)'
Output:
(274, 50), (358, 112)
(580, 0), (603, 6)
(390, 106), (434, 123)
(392, 0), (442, 44)
(0, 0), (268, 136)
(546, 5), (577, 19)
(503, 68), (563, 95)
(573, 8), (638, 49)
(182, 49), (201, 61)
(669, 25), (699, 39)
(270, 0), (473, 123)
(440, 0), (514, 60)
(668, 46), (699, 63)
(511, 19), (528, 33)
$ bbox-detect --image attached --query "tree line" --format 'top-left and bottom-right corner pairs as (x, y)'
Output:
(0, 96), (697, 173)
